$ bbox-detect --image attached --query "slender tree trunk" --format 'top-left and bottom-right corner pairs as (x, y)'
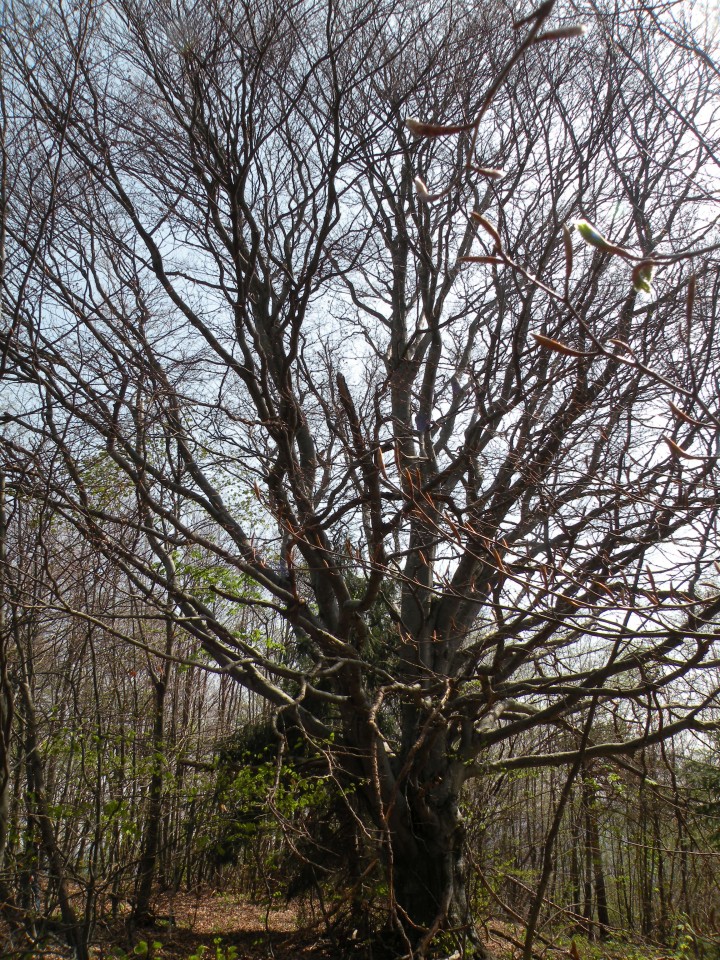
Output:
(653, 812), (668, 943)
(580, 771), (609, 939)
(0, 475), (12, 874)
(133, 617), (173, 924)
(582, 793), (594, 935)
(133, 679), (165, 923)
(638, 779), (654, 938)
(133, 670), (168, 923)
(18, 677), (88, 960)
(590, 818), (609, 938)
(0, 475), (25, 939)
(570, 808), (588, 935)
(0, 38), (6, 886)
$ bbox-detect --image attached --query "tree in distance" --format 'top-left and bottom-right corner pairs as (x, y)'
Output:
(3, 0), (720, 955)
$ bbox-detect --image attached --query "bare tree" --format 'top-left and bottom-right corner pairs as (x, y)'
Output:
(3, 0), (720, 953)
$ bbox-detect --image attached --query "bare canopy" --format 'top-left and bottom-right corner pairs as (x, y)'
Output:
(2, 0), (720, 953)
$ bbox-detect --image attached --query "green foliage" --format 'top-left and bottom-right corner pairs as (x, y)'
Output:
(186, 937), (238, 960)
(685, 742), (720, 847)
(559, 935), (654, 960)
(111, 940), (163, 960)
(671, 915), (720, 960)
(176, 548), (260, 610)
(675, 916), (699, 960)
(203, 723), (333, 866)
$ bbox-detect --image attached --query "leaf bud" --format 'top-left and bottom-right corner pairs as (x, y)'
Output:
(632, 260), (656, 294)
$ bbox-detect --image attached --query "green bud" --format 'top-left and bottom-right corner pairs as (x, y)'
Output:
(632, 260), (656, 294)
(575, 219), (616, 252)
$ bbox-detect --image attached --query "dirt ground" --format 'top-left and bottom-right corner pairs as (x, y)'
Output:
(1, 893), (668, 960)
(94, 892), (520, 960)
(1, 892), (319, 960)
(92, 891), (333, 959)
(0, 890), (516, 959)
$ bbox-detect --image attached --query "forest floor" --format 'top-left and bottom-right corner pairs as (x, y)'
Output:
(1, 890), (673, 960)
(99, 892), (660, 960)
(122, 890), (330, 960)
(1, 892), (326, 960)
(94, 890), (516, 959)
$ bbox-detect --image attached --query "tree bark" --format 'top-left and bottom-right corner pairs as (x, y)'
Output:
(0, 474), (25, 941)
(384, 760), (486, 958)
(133, 619), (173, 925)
(18, 678), (88, 960)
(132, 673), (166, 925)
(0, 474), (12, 876)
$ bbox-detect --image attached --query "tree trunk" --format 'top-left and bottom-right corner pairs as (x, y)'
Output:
(569, 809), (588, 935)
(19, 678), (89, 960)
(133, 664), (168, 924)
(0, 473), (12, 876)
(385, 767), (485, 958)
(591, 819), (609, 939)
(581, 775), (609, 940)
(133, 613), (174, 925)
(0, 474), (25, 940)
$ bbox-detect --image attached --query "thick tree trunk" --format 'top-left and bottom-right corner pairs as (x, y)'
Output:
(385, 768), (485, 958)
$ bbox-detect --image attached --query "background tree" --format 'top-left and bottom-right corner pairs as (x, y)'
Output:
(3, 0), (720, 955)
